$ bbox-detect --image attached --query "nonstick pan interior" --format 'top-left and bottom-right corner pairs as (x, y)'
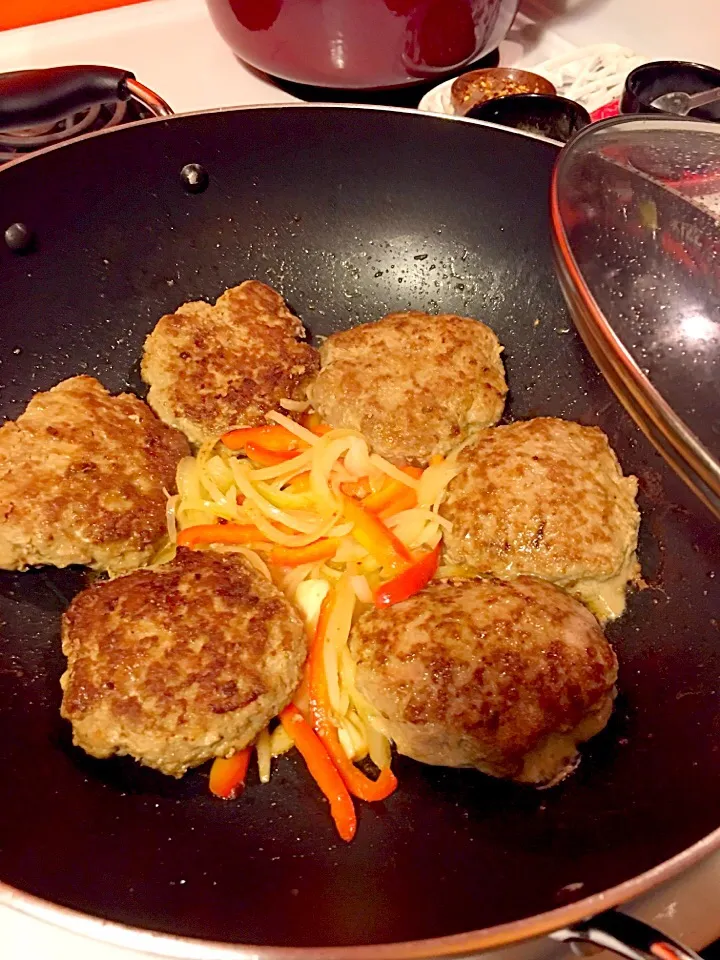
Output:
(0, 106), (717, 952)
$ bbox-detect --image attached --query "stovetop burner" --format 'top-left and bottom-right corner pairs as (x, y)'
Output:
(0, 51), (500, 167)
(0, 96), (154, 165)
(268, 47), (500, 107)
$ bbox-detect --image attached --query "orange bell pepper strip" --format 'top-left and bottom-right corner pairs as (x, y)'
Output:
(221, 424), (308, 453)
(361, 466), (422, 513)
(209, 747), (252, 799)
(368, 482), (419, 515)
(377, 487), (419, 519)
(269, 538), (341, 567)
(279, 704), (357, 842)
(340, 494), (411, 574)
(361, 478), (404, 513)
(374, 544), (441, 608)
(401, 466), (425, 480)
(340, 477), (372, 498)
(177, 523), (267, 548)
(285, 471), (311, 494)
(244, 442), (300, 466)
(308, 591), (398, 803)
(301, 411), (333, 436)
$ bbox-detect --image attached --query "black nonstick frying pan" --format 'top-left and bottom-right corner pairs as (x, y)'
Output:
(0, 67), (718, 960)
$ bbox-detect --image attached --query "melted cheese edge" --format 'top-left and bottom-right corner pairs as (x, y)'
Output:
(438, 552), (641, 624)
(568, 551), (641, 623)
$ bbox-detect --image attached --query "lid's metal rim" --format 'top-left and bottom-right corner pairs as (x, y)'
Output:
(550, 115), (720, 521)
(0, 102), (717, 958)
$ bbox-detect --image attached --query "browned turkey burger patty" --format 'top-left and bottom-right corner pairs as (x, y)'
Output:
(60, 548), (307, 777)
(306, 310), (507, 464)
(0, 376), (189, 575)
(142, 280), (319, 445)
(350, 576), (618, 785)
(439, 418), (640, 618)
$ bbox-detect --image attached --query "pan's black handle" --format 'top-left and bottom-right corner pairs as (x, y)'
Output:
(0, 65), (172, 130)
(552, 909), (704, 960)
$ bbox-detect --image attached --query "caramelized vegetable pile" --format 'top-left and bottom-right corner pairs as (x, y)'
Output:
(158, 410), (460, 839)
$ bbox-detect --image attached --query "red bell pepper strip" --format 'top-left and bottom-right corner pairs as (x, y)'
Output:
(209, 747), (253, 799)
(374, 544), (440, 608)
(279, 704), (357, 842)
(269, 538), (341, 567)
(308, 591), (398, 802)
(221, 424), (308, 452)
(177, 523), (267, 549)
(340, 494), (411, 574)
(244, 442), (300, 466)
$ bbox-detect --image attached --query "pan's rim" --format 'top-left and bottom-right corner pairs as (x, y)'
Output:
(1, 100), (717, 957)
(0, 100), (563, 179)
(3, 827), (720, 958)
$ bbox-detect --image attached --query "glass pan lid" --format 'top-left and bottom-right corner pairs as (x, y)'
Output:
(551, 115), (720, 519)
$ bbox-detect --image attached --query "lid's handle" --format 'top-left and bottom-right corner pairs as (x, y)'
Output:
(0, 65), (172, 130)
(552, 909), (703, 960)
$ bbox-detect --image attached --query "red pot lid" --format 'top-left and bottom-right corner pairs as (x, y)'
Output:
(551, 115), (720, 519)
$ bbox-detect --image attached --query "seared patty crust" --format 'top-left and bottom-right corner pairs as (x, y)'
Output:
(350, 576), (618, 785)
(142, 280), (319, 445)
(0, 376), (189, 575)
(440, 418), (640, 613)
(306, 310), (507, 464)
(60, 548), (307, 776)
